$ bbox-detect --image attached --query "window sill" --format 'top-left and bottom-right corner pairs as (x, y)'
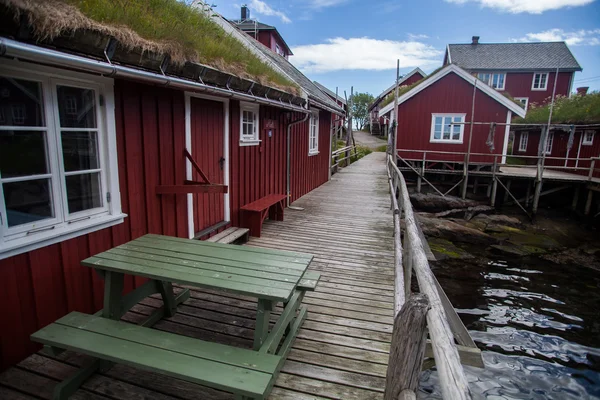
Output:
(582, 143), (593, 146)
(239, 140), (261, 147)
(531, 88), (548, 91)
(429, 140), (463, 144)
(309, 151), (320, 156)
(0, 213), (127, 260)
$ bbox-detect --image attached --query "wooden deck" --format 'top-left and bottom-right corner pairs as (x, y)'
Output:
(0, 152), (394, 400)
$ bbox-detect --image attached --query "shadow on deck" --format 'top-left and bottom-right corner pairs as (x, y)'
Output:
(0, 152), (394, 400)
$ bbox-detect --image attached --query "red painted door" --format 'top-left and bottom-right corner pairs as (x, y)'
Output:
(190, 97), (225, 234)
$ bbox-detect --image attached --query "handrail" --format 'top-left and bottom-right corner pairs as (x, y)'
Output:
(386, 154), (472, 400)
(331, 145), (366, 171)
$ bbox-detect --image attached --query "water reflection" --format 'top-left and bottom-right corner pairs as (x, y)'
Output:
(420, 255), (600, 399)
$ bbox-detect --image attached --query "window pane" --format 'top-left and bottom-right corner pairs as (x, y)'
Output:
(57, 86), (97, 128)
(540, 74), (547, 86)
(534, 74), (540, 87)
(65, 172), (102, 213)
(0, 130), (49, 178)
(3, 179), (54, 227)
(434, 126), (441, 140)
(61, 131), (99, 171)
(452, 125), (461, 140)
(0, 77), (44, 126)
(435, 116), (442, 125)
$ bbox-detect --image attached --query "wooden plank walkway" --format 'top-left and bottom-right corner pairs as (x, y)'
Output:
(0, 152), (394, 400)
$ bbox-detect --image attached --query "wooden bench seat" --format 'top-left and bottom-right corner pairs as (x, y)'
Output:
(240, 194), (287, 237)
(206, 227), (249, 244)
(298, 271), (320, 291)
(31, 312), (282, 400)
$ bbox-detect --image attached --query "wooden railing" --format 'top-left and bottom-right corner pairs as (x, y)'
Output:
(385, 154), (473, 400)
(331, 145), (365, 171)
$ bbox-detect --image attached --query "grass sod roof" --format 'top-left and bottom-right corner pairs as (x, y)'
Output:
(514, 92), (600, 125)
(2, 0), (298, 93)
(379, 66), (444, 109)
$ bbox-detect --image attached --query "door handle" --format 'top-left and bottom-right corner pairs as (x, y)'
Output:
(219, 157), (225, 170)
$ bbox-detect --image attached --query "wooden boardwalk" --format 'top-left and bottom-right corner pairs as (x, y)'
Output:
(0, 152), (394, 400)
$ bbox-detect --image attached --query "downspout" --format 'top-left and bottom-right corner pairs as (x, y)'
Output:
(286, 110), (310, 208)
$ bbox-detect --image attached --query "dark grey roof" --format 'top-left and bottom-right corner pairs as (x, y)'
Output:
(244, 38), (344, 113)
(229, 19), (293, 55)
(447, 42), (582, 71)
(231, 20), (275, 31)
(312, 81), (347, 105)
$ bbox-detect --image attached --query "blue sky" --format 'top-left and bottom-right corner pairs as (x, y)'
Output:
(213, 0), (600, 98)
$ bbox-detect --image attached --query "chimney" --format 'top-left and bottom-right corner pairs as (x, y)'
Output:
(472, 36), (480, 45)
(577, 87), (589, 96)
(241, 5), (250, 21)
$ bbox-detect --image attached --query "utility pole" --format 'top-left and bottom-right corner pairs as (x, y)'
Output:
(392, 59), (400, 159)
(346, 87), (354, 164)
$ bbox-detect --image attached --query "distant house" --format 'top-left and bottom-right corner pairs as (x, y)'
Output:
(0, 0), (343, 370)
(444, 37), (583, 108)
(368, 68), (427, 135)
(230, 5), (293, 59)
(313, 81), (347, 128)
(377, 64), (526, 164)
(512, 88), (599, 177)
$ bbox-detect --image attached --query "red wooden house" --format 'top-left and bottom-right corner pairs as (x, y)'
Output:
(444, 37), (582, 109)
(230, 5), (293, 59)
(369, 68), (427, 135)
(513, 89), (600, 176)
(0, 0), (343, 370)
(377, 64), (526, 164)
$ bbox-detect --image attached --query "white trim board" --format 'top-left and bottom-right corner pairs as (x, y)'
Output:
(378, 64), (527, 118)
(501, 110), (512, 164)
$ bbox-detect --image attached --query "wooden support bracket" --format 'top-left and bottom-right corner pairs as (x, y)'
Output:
(156, 150), (227, 195)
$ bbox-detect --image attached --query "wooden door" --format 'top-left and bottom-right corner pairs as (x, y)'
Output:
(190, 97), (225, 234)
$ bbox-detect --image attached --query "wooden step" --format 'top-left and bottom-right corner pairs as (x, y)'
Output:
(31, 312), (281, 399)
(206, 227), (250, 244)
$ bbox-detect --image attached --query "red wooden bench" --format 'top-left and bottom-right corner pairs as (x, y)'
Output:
(241, 194), (287, 237)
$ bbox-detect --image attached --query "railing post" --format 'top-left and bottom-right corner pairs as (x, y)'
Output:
(589, 159), (596, 181)
(461, 153), (469, 200)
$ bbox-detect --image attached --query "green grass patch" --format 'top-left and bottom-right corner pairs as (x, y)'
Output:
(53, 0), (297, 90)
(375, 144), (388, 152)
(514, 91), (600, 124)
(506, 156), (526, 165)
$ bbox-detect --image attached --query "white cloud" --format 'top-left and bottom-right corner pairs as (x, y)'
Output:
(512, 28), (600, 46)
(249, 0), (291, 23)
(407, 33), (429, 40)
(291, 37), (442, 73)
(445, 0), (595, 14)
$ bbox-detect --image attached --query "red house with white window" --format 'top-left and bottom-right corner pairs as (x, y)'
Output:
(0, 0), (343, 370)
(230, 6), (293, 59)
(369, 68), (427, 135)
(444, 37), (582, 109)
(377, 64), (526, 164)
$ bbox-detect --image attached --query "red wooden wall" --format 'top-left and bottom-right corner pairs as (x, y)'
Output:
(0, 79), (188, 370)
(502, 71), (573, 105)
(228, 102), (331, 226)
(513, 128), (600, 177)
(396, 72), (511, 164)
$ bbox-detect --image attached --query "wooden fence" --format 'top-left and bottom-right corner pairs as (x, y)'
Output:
(331, 145), (367, 172)
(384, 154), (477, 400)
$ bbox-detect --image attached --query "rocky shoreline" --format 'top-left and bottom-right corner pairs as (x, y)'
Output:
(411, 193), (600, 271)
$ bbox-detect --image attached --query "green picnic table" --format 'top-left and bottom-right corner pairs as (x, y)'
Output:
(31, 234), (320, 400)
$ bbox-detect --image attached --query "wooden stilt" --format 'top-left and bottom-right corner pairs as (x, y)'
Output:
(503, 180), (512, 203)
(572, 185), (580, 211)
(525, 183), (532, 208)
(472, 178), (478, 194)
(417, 161), (423, 194)
(585, 189), (593, 216)
(490, 157), (498, 207)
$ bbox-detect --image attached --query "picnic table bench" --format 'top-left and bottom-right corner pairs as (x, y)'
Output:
(30, 234), (319, 400)
(241, 194), (287, 237)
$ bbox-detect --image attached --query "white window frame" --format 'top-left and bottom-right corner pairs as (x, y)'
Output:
(545, 132), (554, 154)
(532, 72), (549, 91)
(515, 97), (529, 110)
(477, 72), (506, 90)
(275, 44), (282, 56)
(309, 111), (319, 155)
(583, 130), (595, 146)
(430, 113), (466, 144)
(239, 102), (260, 146)
(519, 131), (528, 152)
(0, 61), (124, 260)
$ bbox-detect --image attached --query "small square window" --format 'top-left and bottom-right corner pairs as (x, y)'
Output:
(583, 130), (595, 146)
(239, 102), (260, 145)
(430, 114), (465, 143)
(519, 132), (528, 152)
(515, 97), (528, 110)
(532, 73), (549, 90)
(309, 111), (319, 155)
